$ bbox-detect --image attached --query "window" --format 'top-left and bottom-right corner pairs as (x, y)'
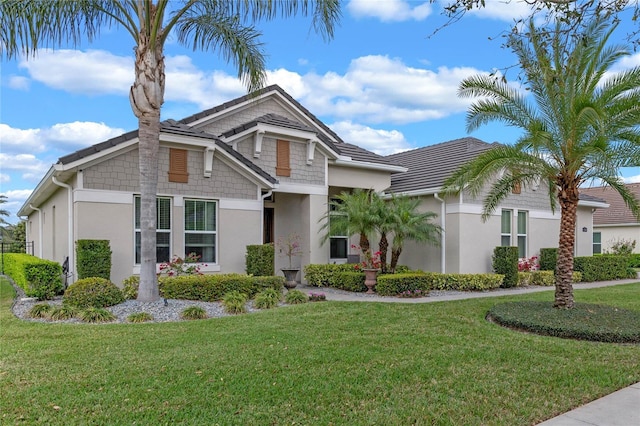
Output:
(501, 209), (512, 246)
(329, 199), (348, 259)
(184, 199), (217, 263)
(276, 139), (291, 177)
(517, 210), (527, 258)
(168, 148), (189, 183)
(135, 196), (171, 264)
(593, 232), (602, 254)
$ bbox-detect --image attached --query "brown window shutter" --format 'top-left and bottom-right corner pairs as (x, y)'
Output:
(512, 182), (521, 194)
(276, 139), (291, 177)
(169, 148), (189, 183)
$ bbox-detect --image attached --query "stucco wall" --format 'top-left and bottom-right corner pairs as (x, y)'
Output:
(218, 207), (262, 274)
(328, 166), (391, 192)
(594, 225), (640, 254)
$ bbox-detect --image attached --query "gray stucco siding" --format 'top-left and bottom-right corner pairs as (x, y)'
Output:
(463, 182), (554, 212)
(197, 98), (294, 136)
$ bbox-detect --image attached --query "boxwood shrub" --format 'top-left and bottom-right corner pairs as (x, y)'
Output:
(539, 248), (558, 271)
(376, 273), (431, 296)
(492, 246), (519, 288)
(160, 273), (284, 302)
(64, 277), (124, 308)
(245, 243), (274, 276)
(303, 264), (357, 287)
(518, 270), (582, 286)
(76, 239), (111, 280)
(3, 253), (63, 300)
(573, 255), (633, 282)
(332, 271), (366, 292)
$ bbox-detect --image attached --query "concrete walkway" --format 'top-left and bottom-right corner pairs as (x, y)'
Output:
(297, 279), (640, 426)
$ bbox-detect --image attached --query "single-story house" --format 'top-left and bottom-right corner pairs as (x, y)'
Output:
(581, 183), (640, 254)
(18, 85), (606, 285)
(384, 138), (608, 273)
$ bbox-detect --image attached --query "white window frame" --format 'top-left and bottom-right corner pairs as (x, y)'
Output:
(517, 210), (528, 258)
(134, 195), (172, 265)
(593, 231), (602, 255)
(501, 209), (512, 247)
(184, 198), (218, 264)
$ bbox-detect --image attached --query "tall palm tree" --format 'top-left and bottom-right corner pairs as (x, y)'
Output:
(386, 195), (441, 273)
(0, 195), (9, 226)
(1, 0), (341, 301)
(443, 17), (640, 309)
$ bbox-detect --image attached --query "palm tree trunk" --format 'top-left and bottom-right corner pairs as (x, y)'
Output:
(390, 247), (402, 274)
(554, 183), (578, 309)
(378, 232), (389, 273)
(359, 233), (370, 257)
(131, 18), (165, 302)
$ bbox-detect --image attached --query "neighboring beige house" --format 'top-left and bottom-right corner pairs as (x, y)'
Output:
(18, 86), (606, 285)
(18, 85), (406, 286)
(581, 183), (640, 254)
(385, 138), (607, 273)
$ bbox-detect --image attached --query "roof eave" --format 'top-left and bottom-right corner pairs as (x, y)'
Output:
(332, 158), (407, 173)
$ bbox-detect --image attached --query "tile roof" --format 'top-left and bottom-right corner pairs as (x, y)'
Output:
(581, 184), (640, 224)
(386, 137), (500, 192)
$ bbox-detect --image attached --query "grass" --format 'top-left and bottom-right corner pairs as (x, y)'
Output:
(1, 276), (639, 425)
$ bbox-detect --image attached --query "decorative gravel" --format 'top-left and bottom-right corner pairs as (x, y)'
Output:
(10, 283), (264, 324)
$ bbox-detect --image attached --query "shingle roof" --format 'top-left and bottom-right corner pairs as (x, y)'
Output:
(581, 184), (640, 224)
(338, 143), (402, 167)
(386, 137), (500, 192)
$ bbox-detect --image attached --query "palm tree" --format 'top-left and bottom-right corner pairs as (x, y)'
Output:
(0, 195), (9, 226)
(443, 17), (640, 309)
(320, 189), (382, 259)
(1, 0), (341, 301)
(386, 195), (441, 273)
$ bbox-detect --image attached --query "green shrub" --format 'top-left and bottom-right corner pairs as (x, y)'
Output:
(122, 276), (139, 299)
(573, 255), (631, 282)
(492, 247), (519, 288)
(28, 303), (53, 319)
(519, 270), (583, 286)
(303, 264), (357, 287)
(539, 248), (558, 271)
(49, 305), (79, 320)
(245, 244), (275, 276)
(332, 271), (366, 292)
(180, 306), (208, 320)
(2, 253), (63, 300)
(376, 273), (431, 296)
(64, 277), (125, 308)
(79, 307), (116, 323)
(127, 312), (154, 323)
(76, 239), (112, 280)
(284, 289), (308, 304)
(160, 274), (283, 302)
(488, 301), (640, 343)
(222, 291), (248, 314)
(605, 238), (636, 255)
(628, 254), (640, 268)
(254, 288), (281, 309)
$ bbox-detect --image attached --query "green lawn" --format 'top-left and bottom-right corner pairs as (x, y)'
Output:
(1, 277), (639, 425)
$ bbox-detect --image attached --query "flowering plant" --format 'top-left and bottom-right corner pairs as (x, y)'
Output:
(276, 233), (303, 268)
(308, 292), (326, 302)
(351, 244), (382, 270)
(399, 289), (425, 298)
(518, 255), (539, 272)
(159, 253), (205, 277)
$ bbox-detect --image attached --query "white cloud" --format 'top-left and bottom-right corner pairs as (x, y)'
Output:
(465, 0), (539, 22)
(329, 121), (412, 155)
(8, 75), (30, 90)
(624, 174), (640, 183)
(0, 174), (9, 184)
(0, 153), (49, 180)
(19, 49), (132, 95)
(0, 189), (33, 222)
(0, 124), (44, 153)
(348, 0), (432, 22)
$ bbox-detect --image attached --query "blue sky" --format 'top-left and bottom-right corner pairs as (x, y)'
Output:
(1, 0), (640, 224)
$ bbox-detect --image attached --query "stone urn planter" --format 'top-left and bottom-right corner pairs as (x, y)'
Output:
(281, 268), (300, 289)
(363, 268), (379, 294)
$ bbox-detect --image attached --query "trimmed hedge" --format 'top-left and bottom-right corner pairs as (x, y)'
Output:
(160, 273), (284, 302)
(332, 271), (366, 292)
(517, 271), (582, 286)
(245, 244), (274, 276)
(64, 277), (124, 308)
(492, 246), (519, 288)
(304, 264), (357, 287)
(573, 255), (634, 282)
(376, 273), (431, 296)
(2, 253), (63, 300)
(539, 248), (558, 271)
(76, 239), (112, 280)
